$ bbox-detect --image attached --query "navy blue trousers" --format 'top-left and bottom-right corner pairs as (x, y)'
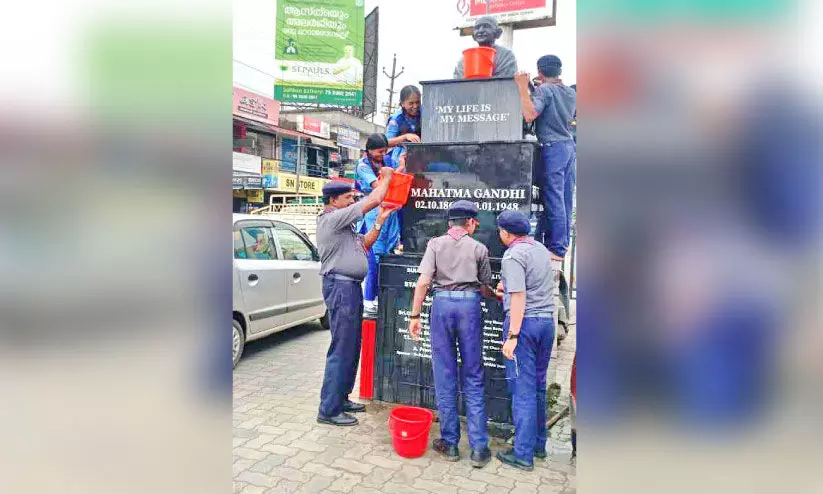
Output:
(319, 277), (363, 417)
(430, 292), (488, 451)
(535, 140), (576, 257)
(504, 315), (555, 463)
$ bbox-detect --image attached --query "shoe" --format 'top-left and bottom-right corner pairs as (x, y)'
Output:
(432, 438), (459, 462)
(534, 448), (548, 459)
(317, 412), (358, 427)
(496, 449), (534, 471)
(343, 400), (366, 413)
(470, 447), (492, 468)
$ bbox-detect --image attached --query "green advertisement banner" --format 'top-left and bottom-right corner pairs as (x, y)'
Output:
(275, 0), (365, 106)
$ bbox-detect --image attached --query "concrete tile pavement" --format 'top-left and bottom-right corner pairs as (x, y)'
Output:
(234, 320), (576, 493)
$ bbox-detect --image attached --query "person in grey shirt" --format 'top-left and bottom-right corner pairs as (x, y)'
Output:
(493, 210), (555, 471)
(409, 200), (496, 468)
(454, 16), (518, 79)
(514, 55), (576, 265)
(316, 172), (395, 427)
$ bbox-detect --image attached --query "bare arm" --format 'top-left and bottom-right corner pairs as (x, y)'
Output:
(360, 167), (393, 214)
(388, 134), (420, 147)
(501, 290), (526, 360)
(515, 73), (539, 123)
(411, 273), (432, 316)
(408, 273), (432, 341)
(362, 207), (394, 250)
(508, 291), (526, 336)
(480, 284), (497, 299)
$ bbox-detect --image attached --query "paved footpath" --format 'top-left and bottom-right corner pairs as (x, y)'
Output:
(234, 319), (576, 494)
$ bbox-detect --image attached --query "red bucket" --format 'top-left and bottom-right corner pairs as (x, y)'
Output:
(381, 171), (414, 209)
(462, 47), (496, 79)
(388, 406), (434, 458)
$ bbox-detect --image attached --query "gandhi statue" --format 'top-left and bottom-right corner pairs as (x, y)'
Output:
(453, 16), (518, 79)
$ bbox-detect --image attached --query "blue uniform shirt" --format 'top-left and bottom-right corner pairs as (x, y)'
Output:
(532, 83), (577, 144)
(386, 108), (421, 163)
(354, 154), (401, 255)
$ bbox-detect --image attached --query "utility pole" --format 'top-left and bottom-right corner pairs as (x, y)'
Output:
(379, 101), (394, 124)
(382, 53), (404, 123)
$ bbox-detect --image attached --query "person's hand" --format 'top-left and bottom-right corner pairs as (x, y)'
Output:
(502, 338), (518, 360)
(404, 133), (421, 143)
(409, 318), (422, 341)
(377, 206), (396, 222)
(495, 281), (505, 300)
(379, 166), (394, 180)
(398, 152), (407, 172)
(514, 72), (531, 90)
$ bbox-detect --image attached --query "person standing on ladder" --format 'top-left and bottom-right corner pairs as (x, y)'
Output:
(514, 55), (576, 335)
(316, 175), (396, 427)
(408, 200), (497, 468)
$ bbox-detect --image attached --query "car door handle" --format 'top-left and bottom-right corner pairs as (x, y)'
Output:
(292, 272), (301, 283)
(248, 274), (258, 282)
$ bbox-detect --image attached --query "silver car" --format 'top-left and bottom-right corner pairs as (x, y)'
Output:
(233, 214), (328, 367)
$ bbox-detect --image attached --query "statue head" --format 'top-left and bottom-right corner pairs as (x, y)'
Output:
(472, 16), (501, 47)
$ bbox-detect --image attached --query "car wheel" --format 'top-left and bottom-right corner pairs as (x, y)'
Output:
(232, 319), (245, 369)
(319, 311), (330, 330)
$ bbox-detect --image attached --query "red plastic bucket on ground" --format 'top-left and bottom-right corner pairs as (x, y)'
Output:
(462, 47), (496, 78)
(388, 406), (434, 458)
(381, 171), (414, 209)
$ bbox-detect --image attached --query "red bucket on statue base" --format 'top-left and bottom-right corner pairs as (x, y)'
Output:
(462, 47), (496, 79)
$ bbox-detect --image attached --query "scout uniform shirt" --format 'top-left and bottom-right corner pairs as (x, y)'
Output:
(386, 108), (421, 164)
(355, 155), (401, 255)
(501, 237), (555, 315)
(418, 227), (493, 291)
(316, 202), (368, 280)
(532, 82), (577, 144)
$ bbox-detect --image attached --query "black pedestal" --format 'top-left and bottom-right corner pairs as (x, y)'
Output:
(422, 77), (525, 143)
(374, 255), (513, 424)
(401, 141), (538, 259)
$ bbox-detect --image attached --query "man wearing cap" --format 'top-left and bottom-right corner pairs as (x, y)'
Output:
(355, 133), (404, 318)
(316, 173), (396, 426)
(453, 16), (518, 79)
(408, 200), (496, 467)
(514, 55), (576, 273)
(493, 210), (556, 471)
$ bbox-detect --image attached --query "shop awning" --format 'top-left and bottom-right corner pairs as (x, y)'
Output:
(233, 115), (314, 141)
(308, 136), (338, 149)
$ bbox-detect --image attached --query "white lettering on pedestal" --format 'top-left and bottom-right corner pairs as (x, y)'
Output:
(394, 298), (506, 370)
(435, 102), (510, 126)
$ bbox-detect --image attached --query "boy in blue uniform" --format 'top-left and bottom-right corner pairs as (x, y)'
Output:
(494, 210), (556, 470)
(409, 201), (497, 468)
(514, 56), (576, 265)
(355, 133), (403, 317)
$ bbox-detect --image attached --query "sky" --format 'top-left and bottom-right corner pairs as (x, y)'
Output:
(233, 0), (577, 122)
(364, 0), (576, 120)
